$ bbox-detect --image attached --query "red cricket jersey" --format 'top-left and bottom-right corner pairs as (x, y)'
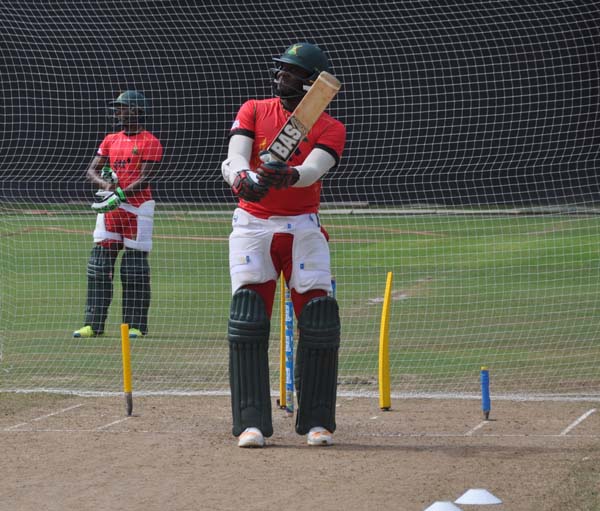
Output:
(230, 98), (346, 218)
(98, 130), (163, 207)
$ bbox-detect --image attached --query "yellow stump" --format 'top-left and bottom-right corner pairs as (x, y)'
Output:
(120, 323), (133, 416)
(278, 273), (286, 409)
(378, 272), (393, 410)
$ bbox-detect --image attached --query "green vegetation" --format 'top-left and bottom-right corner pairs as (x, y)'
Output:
(1, 208), (600, 395)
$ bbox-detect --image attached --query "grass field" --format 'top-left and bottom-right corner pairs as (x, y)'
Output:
(1, 206), (600, 397)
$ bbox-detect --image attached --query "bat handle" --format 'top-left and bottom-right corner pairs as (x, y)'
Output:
(259, 150), (273, 163)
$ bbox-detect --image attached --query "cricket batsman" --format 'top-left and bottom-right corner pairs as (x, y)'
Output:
(221, 43), (346, 447)
(73, 90), (163, 339)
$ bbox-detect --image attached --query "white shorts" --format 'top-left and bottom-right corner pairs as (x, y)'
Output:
(228, 208), (332, 295)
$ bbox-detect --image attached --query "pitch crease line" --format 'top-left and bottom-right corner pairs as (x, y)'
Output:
(560, 408), (597, 436)
(97, 417), (132, 430)
(3, 403), (84, 431)
(4, 422), (29, 431)
(367, 432), (600, 439)
(465, 421), (489, 436)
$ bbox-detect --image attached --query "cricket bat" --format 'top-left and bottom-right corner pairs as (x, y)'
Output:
(267, 71), (341, 162)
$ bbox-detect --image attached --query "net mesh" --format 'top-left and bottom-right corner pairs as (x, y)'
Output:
(1, 1), (599, 398)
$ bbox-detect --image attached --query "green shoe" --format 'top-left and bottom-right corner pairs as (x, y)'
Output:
(73, 325), (100, 338)
(129, 328), (144, 339)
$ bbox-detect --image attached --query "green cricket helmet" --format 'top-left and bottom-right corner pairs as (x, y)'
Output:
(109, 90), (147, 128)
(271, 43), (331, 98)
(111, 90), (147, 111)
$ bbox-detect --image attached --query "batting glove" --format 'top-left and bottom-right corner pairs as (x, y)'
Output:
(232, 170), (269, 202)
(100, 166), (119, 185)
(92, 187), (127, 213)
(256, 151), (299, 189)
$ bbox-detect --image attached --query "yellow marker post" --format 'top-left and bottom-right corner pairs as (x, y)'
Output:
(120, 323), (133, 416)
(378, 272), (393, 410)
(278, 273), (286, 409)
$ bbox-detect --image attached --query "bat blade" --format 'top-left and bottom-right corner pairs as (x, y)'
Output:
(267, 71), (341, 162)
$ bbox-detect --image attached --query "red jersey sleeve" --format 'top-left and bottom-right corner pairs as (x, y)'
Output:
(230, 99), (256, 136)
(313, 116), (346, 163)
(97, 134), (114, 157)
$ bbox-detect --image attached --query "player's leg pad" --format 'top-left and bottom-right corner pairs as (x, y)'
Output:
(120, 249), (151, 335)
(84, 245), (118, 334)
(228, 288), (273, 437)
(295, 296), (340, 435)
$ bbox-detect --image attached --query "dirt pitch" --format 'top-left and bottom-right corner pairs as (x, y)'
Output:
(1, 393), (599, 511)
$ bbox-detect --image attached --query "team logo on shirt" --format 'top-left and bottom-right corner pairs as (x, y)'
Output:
(132, 145), (139, 155)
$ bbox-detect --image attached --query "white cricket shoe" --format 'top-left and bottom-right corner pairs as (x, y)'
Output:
(307, 427), (333, 446)
(238, 427), (265, 448)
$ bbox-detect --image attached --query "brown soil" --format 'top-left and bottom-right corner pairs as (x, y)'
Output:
(1, 394), (599, 511)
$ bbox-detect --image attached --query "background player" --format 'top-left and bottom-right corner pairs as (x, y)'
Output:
(73, 90), (163, 339)
(222, 43), (346, 448)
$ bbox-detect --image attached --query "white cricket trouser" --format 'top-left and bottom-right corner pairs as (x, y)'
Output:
(229, 208), (332, 295)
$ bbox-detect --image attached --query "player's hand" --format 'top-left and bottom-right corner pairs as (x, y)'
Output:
(100, 166), (118, 185)
(232, 170), (269, 202)
(256, 151), (299, 189)
(91, 187), (127, 213)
